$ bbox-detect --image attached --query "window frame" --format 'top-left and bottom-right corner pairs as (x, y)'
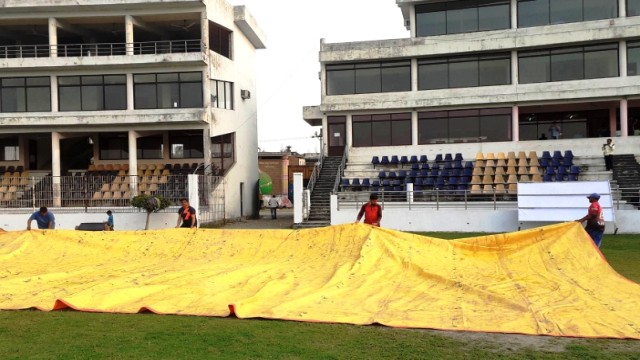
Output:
(415, 0), (511, 37)
(517, 0), (619, 28)
(351, 113), (412, 147)
(58, 74), (126, 112)
(169, 131), (204, 159)
(133, 72), (203, 110)
(326, 61), (411, 95)
(0, 76), (51, 113)
(211, 79), (234, 110)
(418, 52), (511, 90)
(418, 108), (511, 144)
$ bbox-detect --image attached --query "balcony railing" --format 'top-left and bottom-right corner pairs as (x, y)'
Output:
(0, 39), (204, 59)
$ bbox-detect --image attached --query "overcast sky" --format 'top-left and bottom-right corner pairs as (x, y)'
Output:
(227, 0), (410, 154)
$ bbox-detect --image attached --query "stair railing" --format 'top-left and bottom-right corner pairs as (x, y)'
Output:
(332, 148), (348, 194)
(307, 151), (324, 194)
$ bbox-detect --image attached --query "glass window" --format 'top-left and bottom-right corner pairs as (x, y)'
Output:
(629, 0), (640, 16)
(478, 0), (510, 31)
(137, 136), (163, 159)
(59, 75), (125, 111)
(134, 72), (202, 109)
(211, 79), (234, 110)
(211, 133), (235, 176)
(419, 61), (448, 90)
(449, 58), (479, 88)
(450, 115), (479, 140)
(418, 108), (511, 144)
(355, 65), (381, 94)
(104, 85), (127, 110)
(584, 0), (618, 21)
(209, 21), (232, 59)
(352, 118), (372, 147)
(629, 42), (640, 76)
(0, 77), (50, 113)
(447, 1), (478, 34)
(59, 87), (81, 111)
(518, 0), (549, 28)
(479, 57), (511, 85)
(326, 62), (410, 95)
(0, 138), (19, 161)
(551, 51), (583, 81)
(391, 119), (412, 145)
(418, 118), (448, 144)
(99, 134), (128, 160)
(550, 0), (582, 24)
(169, 131), (204, 159)
(585, 48), (619, 79)
(480, 115), (511, 141)
(371, 120), (392, 146)
(416, 7), (446, 36)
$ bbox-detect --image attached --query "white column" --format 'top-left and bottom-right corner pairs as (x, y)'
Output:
(128, 130), (138, 195)
(293, 172), (303, 224)
(187, 174), (199, 222)
(125, 15), (134, 56)
(620, 40), (627, 77)
(48, 18), (57, 58)
(202, 127), (212, 175)
(407, 183), (414, 204)
(512, 105), (519, 142)
(411, 58), (419, 91)
(51, 132), (61, 207)
(409, 5), (416, 37)
(322, 116), (328, 157)
(511, 50), (518, 85)
(345, 114), (353, 151)
(609, 106), (618, 138)
(621, 99), (629, 137)
(126, 73), (134, 110)
(411, 111), (419, 145)
(510, 0), (518, 29)
(620, 0), (627, 18)
(50, 76), (58, 112)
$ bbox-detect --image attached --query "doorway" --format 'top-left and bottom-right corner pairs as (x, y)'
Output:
(328, 116), (346, 157)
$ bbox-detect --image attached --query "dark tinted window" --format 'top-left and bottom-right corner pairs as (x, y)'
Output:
(449, 58), (479, 88)
(0, 77), (50, 113)
(550, 0), (582, 24)
(99, 133), (128, 160)
(479, 56), (511, 85)
(418, 52), (510, 90)
(350, 113), (411, 147)
(551, 50), (583, 81)
(209, 21), (232, 59)
(584, 0), (617, 20)
(0, 137), (19, 161)
(211, 133), (235, 176)
(326, 61), (410, 95)
(628, 42), (640, 76)
(137, 136), (163, 159)
(630, 0), (640, 16)
(211, 79), (234, 110)
(134, 72), (202, 109)
(59, 75), (125, 111)
(419, 61), (448, 90)
(418, 108), (511, 144)
(518, 0), (617, 28)
(416, 0), (509, 37)
(169, 131), (204, 159)
(352, 118), (373, 147)
(518, 51), (551, 83)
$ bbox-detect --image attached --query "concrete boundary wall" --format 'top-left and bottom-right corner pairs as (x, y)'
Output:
(331, 196), (640, 234)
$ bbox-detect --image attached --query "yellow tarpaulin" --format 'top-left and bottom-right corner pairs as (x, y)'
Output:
(0, 222), (639, 339)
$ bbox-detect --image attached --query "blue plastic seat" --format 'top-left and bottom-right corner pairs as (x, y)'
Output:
(361, 178), (371, 188)
(449, 177), (459, 186)
(410, 155), (419, 164)
(341, 178), (350, 190)
(390, 156), (400, 167)
(453, 160), (463, 169)
(539, 158), (549, 168)
(463, 168), (473, 177)
(411, 163), (420, 171)
(441, 169), (450, 178)
(419, 155), (428, 164)
(555, 174), (565, 182)
(465, 161), (474, 169)
(450, 169), (461, 177)
(434, 154), (443, 163)
(378, 171), (386, 179)
(551, 158), (560, 167)
(372, 180), (380, 187)
(553, 150), (562, 160)
(414, 177), (423, 186)
(568, 174), (578, 181)
(454, 153), (463, 161)
(443, 161), (453, 170)
(409, 170), (418, 178)
(371, 156), (380, 168)
(351, 178), (361, 190)
(570, 166), (581, 175)
(419, 169), (429, 178)
(435, 177), (445, 189)
(444, 153), (453, 162)
(459, 176), (470, 185)
(430, 168), (439, 177)
(388, 171), (397, 179)
(424, 177), (435, 187)
(542, 151), (551, 160)
(398, 170), (407, 178)
(557, 166), (568, 176)
(543, 174), (553, 182)
(546, 167), (555, 175)
(400, 156), (409, 167)
(421, 163), (430, 170)
(381, 156), (390, 166)
(564, 150), (574, 159)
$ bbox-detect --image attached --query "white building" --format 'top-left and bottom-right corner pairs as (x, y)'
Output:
(302, 0), (640, 232)
(0, 0), (266, 224)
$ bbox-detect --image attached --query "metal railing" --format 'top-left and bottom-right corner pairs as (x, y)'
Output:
(0, 174), (224, 214)
(332, 148), (349, 194)
(307, 152), (324, 194)
(0, 39), (203, 59)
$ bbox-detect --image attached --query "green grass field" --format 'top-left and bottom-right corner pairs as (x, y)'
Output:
(1, 233), (639, 359)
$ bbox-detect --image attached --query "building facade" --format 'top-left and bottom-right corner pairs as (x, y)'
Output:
(0, 0), (265, 220)
(304, 0), (640, 159)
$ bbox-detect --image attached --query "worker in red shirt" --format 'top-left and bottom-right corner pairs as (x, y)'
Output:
(355, 193), (382, 227)
(576, 193), (605, 247)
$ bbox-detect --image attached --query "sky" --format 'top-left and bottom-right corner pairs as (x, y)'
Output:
(227, 0), (409, 154)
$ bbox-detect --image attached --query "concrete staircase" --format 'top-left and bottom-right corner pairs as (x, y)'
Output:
(294, 156), (343, 229)
(611, 154), (640, 208)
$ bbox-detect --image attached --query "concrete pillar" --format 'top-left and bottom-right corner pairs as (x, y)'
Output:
(126, 73), (134, 110)
(48, 18), (57, 58)
(200, 11), (209, 52)
(187, 174), (199, 222)
(510, 0), (518, 29)
(345, 114), (353, 152)
(128, 130), (138, 195)
(409, 5), (416, 37)
(621, 99), (629, 137)
(512, 105), (519, 141)
(51, 132), (61, 207)
(620, 0), (627, 18)
(620, 40), (627, 77)
(322, 116), (328, 157)
(281, 155), (289, 195)
(320, 39), (327, 98)
(610, 106), (618, 138)
(411, 58), (418, 92)
(511, 50), (518, 85)
(407, 183), (414, 203)
(50, 76), (58, 112)
(293, 173), (303, 224)
(202, 127), (212, 175)
(411, 111), (419, 145)
(125, 15), (134, 56)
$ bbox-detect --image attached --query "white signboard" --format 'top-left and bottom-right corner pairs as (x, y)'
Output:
(517, 181), (615, 222)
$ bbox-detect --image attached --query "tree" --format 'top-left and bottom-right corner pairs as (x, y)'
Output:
(131, 194), (172, 230)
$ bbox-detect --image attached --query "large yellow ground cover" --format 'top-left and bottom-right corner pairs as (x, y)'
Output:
(0, 222), (638, 339)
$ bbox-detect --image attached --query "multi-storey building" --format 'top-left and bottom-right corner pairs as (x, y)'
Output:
(304, 0), (640, 158)
(0, 0), (265, 221)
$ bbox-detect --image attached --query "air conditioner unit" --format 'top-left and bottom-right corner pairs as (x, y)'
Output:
(240, 90), (251, 99)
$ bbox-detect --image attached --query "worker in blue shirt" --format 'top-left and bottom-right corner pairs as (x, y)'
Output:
(104, 210), (114, 231)
(27, 207), (55, 230)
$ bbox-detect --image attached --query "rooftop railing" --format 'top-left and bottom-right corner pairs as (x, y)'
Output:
(0, 39), (204, 59)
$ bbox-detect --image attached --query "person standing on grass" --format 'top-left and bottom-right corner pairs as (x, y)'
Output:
(602, 138), (615, 171)
(576, 193), (605, 248)
(355, 193), (382, 227)
(27, 206), (55, 230)
(268, 195), (279, 220)
(176, 198), (197, 229)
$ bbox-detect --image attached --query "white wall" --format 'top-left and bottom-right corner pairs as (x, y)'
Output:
(333, 198), (640, 234)
(3, 212), (178, 232)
